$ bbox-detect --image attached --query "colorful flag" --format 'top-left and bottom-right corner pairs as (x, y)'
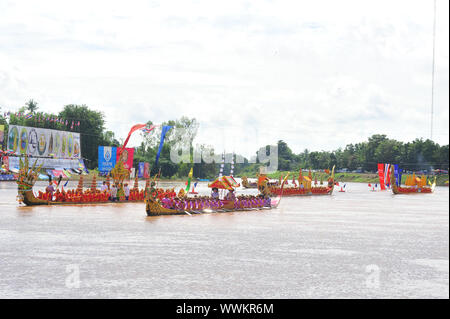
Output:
(384, 163), (391, 187)
(377, 163), (386, 190)
(141, 125), (157, 134)
(118, 123), (147, 157)
(155, 125), (173, 166)
(185, 167), (193, 191)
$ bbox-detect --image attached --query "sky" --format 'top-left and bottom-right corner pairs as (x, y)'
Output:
(1, 0), (448, 158)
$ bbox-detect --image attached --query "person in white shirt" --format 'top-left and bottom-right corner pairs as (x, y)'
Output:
(124, 183), (130, 200)
(110, 184), (118, 201)
(100, 181), (108, 192)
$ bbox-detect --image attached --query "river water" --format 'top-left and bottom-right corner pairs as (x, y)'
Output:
(0, 180), (448, 298)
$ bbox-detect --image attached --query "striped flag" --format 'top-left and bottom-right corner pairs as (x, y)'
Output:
(185, 167), (193, 191)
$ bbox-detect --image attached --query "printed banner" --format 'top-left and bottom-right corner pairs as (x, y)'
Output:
(144, 162), (150, 179)
(138, 162), (145, 178)
(0, 124), (4, 145)
(116, 147), (134, 170)
(98, 146), (117, 172)
(8, 156), (82, 170)
(3, 156), (9, 171)
(377, 163), (386, 190)
(7, 125), (81, 159)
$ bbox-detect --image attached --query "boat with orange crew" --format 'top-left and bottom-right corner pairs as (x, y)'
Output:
(390, 165), (436, 195)
(268, 166), (335, 197)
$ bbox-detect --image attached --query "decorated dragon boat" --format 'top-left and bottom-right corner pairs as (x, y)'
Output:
(241, 175), (279, 188)
(146, 174), (289, 216)
(16, 123), (178, 206)
(16, 156), (149, 206)
(390, 166), (436, 195)
(268, 166), (335, 196)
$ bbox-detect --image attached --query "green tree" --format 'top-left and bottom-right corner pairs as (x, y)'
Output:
(25, 99), (38, 113)
(58, 104), (107, 169)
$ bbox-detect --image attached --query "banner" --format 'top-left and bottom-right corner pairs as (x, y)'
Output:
(144, 162), (150, 179)
(155, 125), (172, 166)
(0, 124), (4, 146)
(384, 163), (391, 187)
(8, 157), (82, 170)
(117, 147), (134, 170)
(393, 164), (403, 187)
(138, 162), (145, 178)
(98, 146), (117, 172)
(185, 167), (193, 191)
(377, 163), (386, 190)
(118, 123), (146, 157)
(7, 125), (81, 159)
(3, 156), (9, 171)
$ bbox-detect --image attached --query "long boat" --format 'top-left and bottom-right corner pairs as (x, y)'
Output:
(17, 157), (146, 206)
(146, 174), (289, 216)
(390, 167), (436, 195)
(146, 196), (282, 216)
(241, 176), (278, 188)
(269, 166), (335, 197)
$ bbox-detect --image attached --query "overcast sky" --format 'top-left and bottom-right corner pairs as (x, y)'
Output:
(1, 0), (448, 158)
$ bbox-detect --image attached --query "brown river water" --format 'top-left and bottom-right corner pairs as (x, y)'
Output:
(0, 180), (448, 298)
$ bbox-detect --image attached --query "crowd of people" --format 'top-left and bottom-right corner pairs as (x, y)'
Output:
(37, 181), (146, 202)
(37, 179), (272, 208)
(157, 187), (272, 211)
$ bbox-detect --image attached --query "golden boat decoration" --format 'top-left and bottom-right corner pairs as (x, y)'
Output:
(390, 166), (436, 195)
(16, 157), (146, 206)
(268, 166), (335, 196)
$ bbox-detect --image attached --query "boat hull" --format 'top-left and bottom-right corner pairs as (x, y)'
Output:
(19, 189), (144, 206)
(146, 197), (281, 216)
(390, 167), (436, 195)
(269, 187), (333, 196)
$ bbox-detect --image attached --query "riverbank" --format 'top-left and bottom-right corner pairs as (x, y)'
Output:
(244, 171), (449, 187)
(26, 170), (448, 187)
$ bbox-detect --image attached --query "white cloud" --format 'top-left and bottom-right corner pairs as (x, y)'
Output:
(0, 0), (448, 158)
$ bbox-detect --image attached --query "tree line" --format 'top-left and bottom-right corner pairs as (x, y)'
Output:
(252, 135), (449, 175)
(1, 101), (448, 176)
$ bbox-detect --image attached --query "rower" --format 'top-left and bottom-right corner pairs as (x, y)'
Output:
(211, 187), (219, 199)
(46, 181), (55, 201)
(225, 188), (236, 201)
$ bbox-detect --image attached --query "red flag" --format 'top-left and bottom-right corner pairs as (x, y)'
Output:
(377, 163), (386, 190)
(118, 124), (147, 157)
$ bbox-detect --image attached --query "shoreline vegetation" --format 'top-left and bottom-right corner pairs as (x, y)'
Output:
(2, 104), (448, 185)
(29, 170), (449, 187)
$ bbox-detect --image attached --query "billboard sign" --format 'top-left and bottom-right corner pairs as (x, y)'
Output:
(7, 125), (81, 159)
